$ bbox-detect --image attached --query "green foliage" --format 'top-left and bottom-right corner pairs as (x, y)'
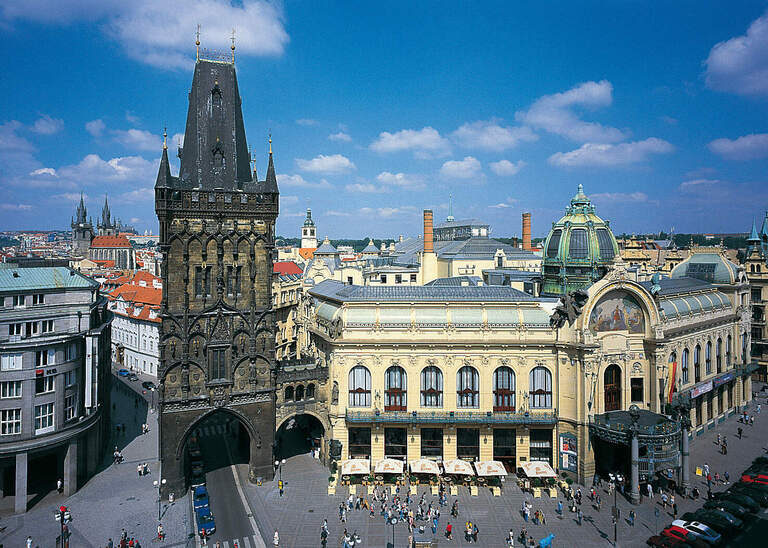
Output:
(0, 236), (20, 248)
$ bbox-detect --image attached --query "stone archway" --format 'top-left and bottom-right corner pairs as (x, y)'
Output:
(275, 413), (326, 461)
(604, 364), (622, 412)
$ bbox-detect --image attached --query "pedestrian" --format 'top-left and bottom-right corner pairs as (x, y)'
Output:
(758, 404), (762, 414)
(673, 502), (678, 519)
(725, 471), (730, 484)
(750, 415), (755, 426)
(541, 510), (546, 525)
(138, 464), (143, 478)
(446, 522), (453, 539)
(577, 508), (583, 526)
(472, 523), (479, 543)
(738, 426), (743, 439)
(273, 530), (279, 546)
(108, 539), (114, 548)
(508, 528), (515, 547)
(661, 492), (668, 508)
(596, 494), (601, 512)
(716, 433), (721, 446)
(707, 473), (712, 490)
(557, 500), (563, 517)
(26, 537), (33, 548)
(703, 463), (710, 477)
(629, 509), (635, 526)
(647, 483), (653, 500)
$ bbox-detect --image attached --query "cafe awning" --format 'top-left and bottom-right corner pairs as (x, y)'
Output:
(474, 460), (508, 477)
(341, 459), (371, 475)
(442, 459), (475, 476)
(374, 458), (404, 474)
(520, 461), (557, 478)
(409, 459), (441, 475)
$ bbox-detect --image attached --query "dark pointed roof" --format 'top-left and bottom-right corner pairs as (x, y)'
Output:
(100, 195), (112, 228)
(155, 144), (174, 189)
(262, 144), (279, 194)
(748, 219), (760, 243)
(177, 59), (252, 190)
(75, 192), (87, 224)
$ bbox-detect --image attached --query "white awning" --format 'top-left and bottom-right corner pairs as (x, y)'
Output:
(474, 460), (508, 477)
(442, 459), (475, 476)
(341, 459), (371, 475)
(409, 459), (441, 475)
(374, 458), (404, 474)
(520, 461), (557, 478)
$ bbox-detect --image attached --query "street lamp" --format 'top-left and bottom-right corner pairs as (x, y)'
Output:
(389, 517), (397, 548)
(275, 459), (286, 495)
(609, 472), (624, 547)
(54, 505), (72, 548)
(153, 478), (167, 521)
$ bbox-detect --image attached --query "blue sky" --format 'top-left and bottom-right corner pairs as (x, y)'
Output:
(1, 1), (768, 238)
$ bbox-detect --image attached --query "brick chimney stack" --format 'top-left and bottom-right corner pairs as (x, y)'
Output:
(423, 209), (434, 253)
(522, 212), (532, 251)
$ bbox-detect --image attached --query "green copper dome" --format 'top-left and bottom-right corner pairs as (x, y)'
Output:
(541, 184), (619, 296)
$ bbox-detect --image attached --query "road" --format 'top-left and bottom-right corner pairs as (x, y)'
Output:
(195, 416), (264, 548)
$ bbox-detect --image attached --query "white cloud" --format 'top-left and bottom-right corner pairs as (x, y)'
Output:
(370, 127), (451, 158)
(280, 195), (299, 205)
(52, 192), (87, 202)
(130, 217), (141, 223)
(112, 128), (162, 152)
(30, 167), (57, 177)
(125, 111), (140, 124)
(277, 173), (333, 189)
(31, 114), (64, 135)
(0, 203), (33, 211)
(451, 120), (537, 151)
(2, 1), (289, 70)
(376, 171), (425, 190)
(172, 132), (184, 148)
(704, 10), (768, 96)
(327, 206), (419, 218)
(345, 183), (387, 193)
(439, 156), (483, 180)
(489, 159), (526, 176)
(295, 154), (355, 174)
(113, 187), (153, 205)
(85, 119), (106, 137)
(590, 192), (650, 203)
(679, 178), (722, 191)
(489, 197), (518, 209)
(295, 118), (318, 126)
(58, 154), (157, 184)
(328, 131), (352, 142)
(548, 138), (674, 167)
(516, 80), (626, 143)
(708, 133), (768, 160)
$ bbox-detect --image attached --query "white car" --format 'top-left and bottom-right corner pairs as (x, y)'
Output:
(671, 520), (722, 545)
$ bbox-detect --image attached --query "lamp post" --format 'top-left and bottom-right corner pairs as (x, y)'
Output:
(275, 459), (286, 495)
(609, 472), (624, 547)
(152, 478), (167, 521)
(54, 505), (71, 548)
(389, 517), (397, 548)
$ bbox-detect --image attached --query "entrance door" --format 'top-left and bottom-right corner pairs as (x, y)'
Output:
(604, 364), (621, 412)
(493, 429), (517, 471)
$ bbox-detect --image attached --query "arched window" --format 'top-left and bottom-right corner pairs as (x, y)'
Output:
(385, 366), (407, 411)
(295, 384), (305, 401)
(420, 366), (443, 407)
(669, 352), (677, 388)
(284, 386), (294, 401)
(682, 348), (689, 384)
(726, 335), (732, 368)
(706, 341), (712, 375)
(569, 228), (589, 259)
(456, 366), (479, 408)
(307, 383), (315, 399)
(694, 345), (701, 383)
(493, 367), (515, 412)
(716, 338), (722, 373)
(349, 366), (371, 407)
(529, 367), (552, 408)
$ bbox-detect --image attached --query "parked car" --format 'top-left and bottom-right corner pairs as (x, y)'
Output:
(128, 373), (139, 381)
(648, 534), (708, 548)
(703, 499), (749, 519)
(191, 461), (204, 477)
(141, 381), (156, 391)
(680, 510), (740, 536)
(196, 506), (216, 536)
(117, 369), (130, 377)
(671, 520), (722, 545)
(729, 484), (768, 506)
(711, 491), (760, 513)
(189, 445), (202, 459)
(193, 485), (209, 510)
(740, 473), (768, 485)
(662, 525), (703, 545)
(190, 468), (206, 488)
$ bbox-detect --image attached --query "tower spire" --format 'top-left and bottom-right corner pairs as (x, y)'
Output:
(231, 28), (236, 64)
(263, 134), (278, 194)
(196, 24), (201, 61)
(447, 193), (454, 222)
(163, 127), (168, 150)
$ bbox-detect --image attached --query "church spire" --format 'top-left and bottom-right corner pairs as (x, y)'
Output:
(156, 128), (174, 189)
(263, 135), (279, 194)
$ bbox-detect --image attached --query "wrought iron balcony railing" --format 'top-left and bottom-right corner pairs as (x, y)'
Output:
(345, 409), (557, 425)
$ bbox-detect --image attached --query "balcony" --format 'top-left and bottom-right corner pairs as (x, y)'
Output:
(589, 409), (681, 445)
(345, 409), (557, 426)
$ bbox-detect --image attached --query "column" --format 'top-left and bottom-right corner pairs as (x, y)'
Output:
(680, 425), (690, 496)
(64, 439), (79, 496)
(480, 427), (493, 461)
(444, 427), (457, 460)
(15, 452), (27, 514)
(629, 433), (640, 504)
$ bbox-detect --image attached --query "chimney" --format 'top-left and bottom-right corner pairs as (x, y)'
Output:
(522, 212), (532, 251)
(423, 210), (434, 253)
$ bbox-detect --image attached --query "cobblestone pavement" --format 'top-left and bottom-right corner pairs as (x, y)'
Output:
(243, 388), (768, 548)
(0, 369), (194, 548)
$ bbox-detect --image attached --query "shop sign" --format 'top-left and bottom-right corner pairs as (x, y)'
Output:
(691, 380), (713, 399)
(713, 373), (735, 388)
(559, 433), (578, 472)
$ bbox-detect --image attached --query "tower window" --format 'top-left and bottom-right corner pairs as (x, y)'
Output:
(596, 229), (616, 260)
(569, 229), (588, 259)
(546, 230), (562, 258)
(227, 266), (242, 296)
(210, 348), (227, 380)
(195, 266), (212, 297)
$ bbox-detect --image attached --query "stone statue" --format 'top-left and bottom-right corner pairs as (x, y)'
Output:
(550, 289), (590, 328)
(331, 381), (339, 404)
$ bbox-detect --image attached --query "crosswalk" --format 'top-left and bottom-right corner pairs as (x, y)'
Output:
(204, 535), (263, 548)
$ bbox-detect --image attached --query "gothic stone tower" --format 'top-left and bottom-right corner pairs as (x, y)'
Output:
(71, 193), (94, 256)
(155, 53), (279, 494)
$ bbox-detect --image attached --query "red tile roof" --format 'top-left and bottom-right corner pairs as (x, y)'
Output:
(91, 235), (133, 248)
(109, 284), (162, 306)
(299, 248), (316, 260)
(273, 261), (303, 275)
(93, 260), (116, 268)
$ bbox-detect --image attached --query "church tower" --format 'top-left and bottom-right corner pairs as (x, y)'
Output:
(71, 193), (94, 256)
(301, 208), (318, 248)
(155, 45), (279, 494)
(97, 196), (116, 236)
